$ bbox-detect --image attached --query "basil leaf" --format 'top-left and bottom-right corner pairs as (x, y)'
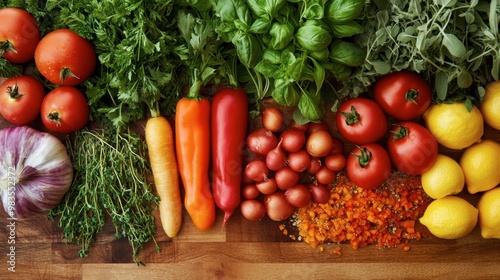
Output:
(272, 80), (300, 106)
(249, 17), (272, 34)
(255, 60), (280, 77)
(232, 32), (262, 68)
(298, 88), (325, 121)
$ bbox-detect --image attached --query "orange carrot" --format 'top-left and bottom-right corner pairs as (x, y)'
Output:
(145, 115), (183, 238)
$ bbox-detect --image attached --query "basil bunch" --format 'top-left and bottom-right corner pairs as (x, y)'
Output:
(214, 0), (366, 122)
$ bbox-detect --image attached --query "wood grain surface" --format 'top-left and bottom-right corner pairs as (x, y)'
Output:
(1, 81), (500, 279)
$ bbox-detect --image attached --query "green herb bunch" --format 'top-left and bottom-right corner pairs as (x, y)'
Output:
(212, 0), (367, 123)
(48, 128), (159, 265)
(341, 0), (500, 105)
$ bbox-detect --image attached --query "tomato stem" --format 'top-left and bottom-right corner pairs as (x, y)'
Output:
(405, 89), (419, 105)
(0, 40), (17, 55)
(47, 112), (62, 124)
(7, 82), (23, 99)
(352, 146), (372, 168)
(340, 106), (361, 125)
(390, 125), (408, 140)
(59, 67), (80, 84)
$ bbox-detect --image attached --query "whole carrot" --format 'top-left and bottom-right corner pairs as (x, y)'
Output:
(145, 115), (183, 238)
(175, 96), (216, 230)
(211, 87), (248, 227)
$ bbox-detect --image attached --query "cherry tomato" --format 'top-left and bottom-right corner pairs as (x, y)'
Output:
(347, 143), (391, 190)
(0, 75), (45, 125)
(387, 121), (438, 175)
(336, 97), (388, 145)
(0, 8), (40, 63)
(373, 70), (432, 120)
(34, 29), (96, 86)
(40, 86), (89, 133)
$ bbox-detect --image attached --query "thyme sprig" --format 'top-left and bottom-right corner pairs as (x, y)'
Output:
(48, 128), (159, 265)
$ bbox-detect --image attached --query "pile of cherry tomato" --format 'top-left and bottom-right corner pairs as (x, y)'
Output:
(0, 7), (94, 134)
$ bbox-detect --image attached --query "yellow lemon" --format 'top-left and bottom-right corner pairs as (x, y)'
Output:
(480, 80), (500, 130)
(421, 154), (464, 199)
(459, 139), (500, 194)
(419, 196), (478, 239)
(423, 102), (484, 150)
(477, 187), (500, 239)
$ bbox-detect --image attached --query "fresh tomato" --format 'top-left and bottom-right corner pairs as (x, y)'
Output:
(0, 75), (45, 125)
(0, 8), (40, 64)
(387, 121), (438, 175)
(373, 70), (432, 120)
(40, 86), (89, 133)
(336, 97), (388, 145)
(347, 143), (391, 190)
(34, 29), (96, 86)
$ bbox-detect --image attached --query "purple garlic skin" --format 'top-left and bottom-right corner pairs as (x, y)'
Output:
(0, 126), (73, 220)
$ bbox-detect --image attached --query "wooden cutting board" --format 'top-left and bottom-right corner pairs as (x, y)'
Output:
(1, 82), (500, 279)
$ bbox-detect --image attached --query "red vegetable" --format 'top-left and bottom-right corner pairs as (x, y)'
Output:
(245, 159), (270, 182)
(275, 166), (300, 190)
(309, 184), (330, 204)
(325, 153), (346, 172)
(240, 200), (266, 221)
(315, 166), (337, 185)
(247, 128), (279, 155)
(336, 97), (388, 145)
(242, 184), (260, 200)
(287, 149), (311, 173)
(347, 143), (392, 190)
(264, 192), (295, 221)
(0, 8), (40, 63)
(387, 121), (438, 175)
(306, 129), (333, 157)
(256, 178), (278, 195)
(262, 107), (284, 132)
(211, 87), (248, 227)
(280, 127), (306, 153)
(285, 184), (312, 208)
(266, 139), (287, 171)
(40, 86), (89, 134)
(373, 70), (432, 120)
(0, 75), (45, 125)
(34, 29), (96, 86)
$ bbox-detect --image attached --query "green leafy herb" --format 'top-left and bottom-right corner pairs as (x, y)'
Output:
(340, 0), (500, 103)
(213, 0), (366, 122)
(48, 128), (159, 265)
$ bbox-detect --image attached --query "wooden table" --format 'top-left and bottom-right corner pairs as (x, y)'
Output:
(1, 86), (500, 279)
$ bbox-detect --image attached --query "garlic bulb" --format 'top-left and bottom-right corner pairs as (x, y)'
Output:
(0, 126), (73, 220)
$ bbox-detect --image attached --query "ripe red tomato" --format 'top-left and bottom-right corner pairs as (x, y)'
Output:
(336, 97), (388, 145)
(34, 29), (96, 86)
(373, 70), (432, 120)
(0, 8), (40, 63)
(347, 143), (391, 190)
(40, 86), (90, 133)
(0, 75), (45, 125)
(386, 121), (438, 175)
